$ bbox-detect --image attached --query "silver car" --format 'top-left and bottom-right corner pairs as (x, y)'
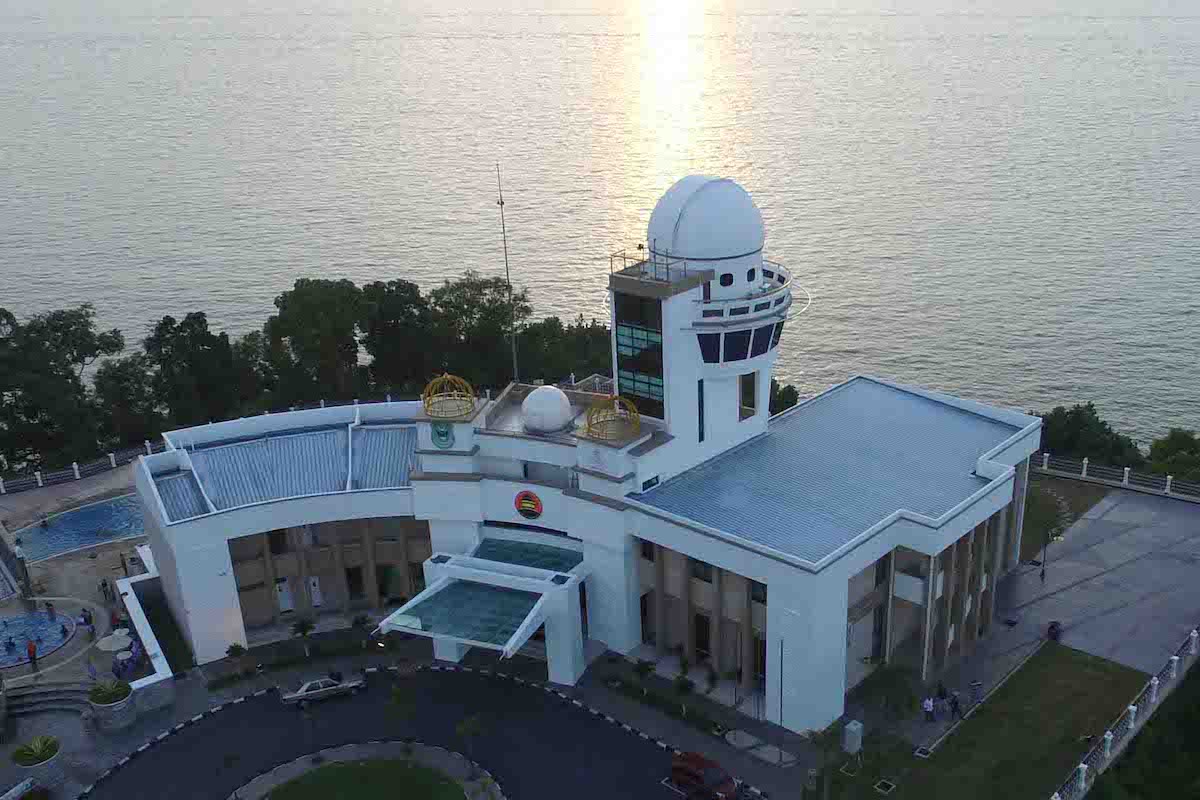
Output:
(280, 676), (364, 708)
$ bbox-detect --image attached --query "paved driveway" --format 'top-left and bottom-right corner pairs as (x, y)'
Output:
(86, 669), (682, 800)
(997, 489), (1200, 674)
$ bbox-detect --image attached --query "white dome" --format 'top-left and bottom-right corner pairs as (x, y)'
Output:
(646, 176), (765, 261)
(521, 385), (574, 433)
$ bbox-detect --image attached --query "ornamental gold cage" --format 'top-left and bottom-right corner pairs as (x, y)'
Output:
(422, 373), (476, 419)
(585, 395), (641, 441)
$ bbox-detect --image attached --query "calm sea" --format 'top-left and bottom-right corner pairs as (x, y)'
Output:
(2, 0), (1198, 444)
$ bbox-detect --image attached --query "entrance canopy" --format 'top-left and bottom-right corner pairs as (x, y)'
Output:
(377, 546), (588, 659)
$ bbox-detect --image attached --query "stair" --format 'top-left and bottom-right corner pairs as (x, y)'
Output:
(5, 681), (91, 717)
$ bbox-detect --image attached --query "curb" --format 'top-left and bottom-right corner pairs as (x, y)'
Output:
(420, 663), (771, 799)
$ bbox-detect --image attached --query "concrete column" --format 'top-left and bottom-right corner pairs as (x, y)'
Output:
(546, 583), (586, 685)
(333, 528), (349, 613)
(711, 568), (724, 672)
(1008, 459), (1030, 570)
(581, 534), (641, 654)
(977, 518), (992, 636)
(765, 570), (846, 733)
(434, 639), (468, 663)
(261, 534), (279, 622)
(655, 544), (668, 655)
(741, 579), (755, 691)
(884, 550), (897, 663)
(680, 554), (695, 665)
(961, 528), (977, 657)
(362, 522), (380, 609)
(988, 506), (1008, 622)
(396, 527), (412, 599)
(295, 531), (313, 616)
(919, 555), (936, 683)
(940, 541), (959, 669)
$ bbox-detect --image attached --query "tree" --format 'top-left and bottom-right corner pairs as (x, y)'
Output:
(427, 271), (532, 391)
(292, 618), (315, 658)
(1036, 403), (1144, 467)
(769, 379), (799, 415)
(0, 304), (122, 471)
(518, 315), (612, 385)
(143, 313), (240, 426)
(231, 330), (276, 413)
(93, 354), (164, 448)
(225, 642), (250, 675)
(360, 279), (432, 395)
(455, 713), (486, 773)
(266, 279), (363, 402)
(1148, 429), (1200, 483)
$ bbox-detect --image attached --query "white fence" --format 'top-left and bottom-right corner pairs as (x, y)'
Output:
(1032, 451), (1200, 503)
(1050, 626), (1200, 799)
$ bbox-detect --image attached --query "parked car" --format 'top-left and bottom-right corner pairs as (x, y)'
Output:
(670, 751), (741, 799)
(280, 673), (364, 707)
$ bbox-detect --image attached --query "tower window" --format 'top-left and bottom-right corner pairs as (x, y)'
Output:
(751, 581), (767, 604)
(702, 281), (711, 302)
(697, 333), (720, 363)
(614, 292), (665, 419)
(739, 371), (757, 421)
(641, 540), (655, 561)
(750, 324), (773, 358)
(747, 269), (756, 282)
(771, 321), (785, 349)
(719, 273), (734, 287)
(697, 379), (705, 442)
(723, 330), (751, 361)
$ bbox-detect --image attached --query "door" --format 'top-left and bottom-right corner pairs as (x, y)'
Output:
(695, 614), (711, 660)
(276, 577), (294, 613)
(309, 576), (323, 608)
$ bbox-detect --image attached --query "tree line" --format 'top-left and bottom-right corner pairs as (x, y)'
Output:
(1035, 402), (1200, 483)
(0, 270), (806, 476)
(0, 272), (612, 473)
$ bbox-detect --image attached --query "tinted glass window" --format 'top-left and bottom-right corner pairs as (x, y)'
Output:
(690, 560), (713, 582)
(701, 309), (723, 318)
(697, 333), (720, 363)
(746, 269), (756, 282)
(641, 540), (655, 561)
(702, 281), (711, 302)
(771, 321), (785, 349)
(614, 292), (665, 419)
(751, 581), (767, 604)
(751, 325), (773, 358)
(719, 273), (734, 287)
(724, 330), (751, 361)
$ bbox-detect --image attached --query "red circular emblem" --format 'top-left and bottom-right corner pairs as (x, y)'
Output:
(515, 490), (543, 520)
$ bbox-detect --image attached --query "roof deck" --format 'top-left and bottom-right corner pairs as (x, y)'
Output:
(630, 376), (1038, 567)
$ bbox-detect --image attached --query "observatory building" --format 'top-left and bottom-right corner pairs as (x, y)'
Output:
(132, 177), (1040, 734)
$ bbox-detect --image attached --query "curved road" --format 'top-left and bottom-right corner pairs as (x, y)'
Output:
(88, 669), (681, 800)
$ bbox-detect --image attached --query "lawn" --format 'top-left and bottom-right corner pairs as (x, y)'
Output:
(139, 595), (196, 674)
(268, 759), (462, 800)
(832, 643), (1146, 800)
(1021, 476), (1111, 562)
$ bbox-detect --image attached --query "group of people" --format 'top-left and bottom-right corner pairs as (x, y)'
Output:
(922, 681), (964, 722)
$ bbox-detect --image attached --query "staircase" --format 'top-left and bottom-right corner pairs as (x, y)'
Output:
(4, 681), (91, 717)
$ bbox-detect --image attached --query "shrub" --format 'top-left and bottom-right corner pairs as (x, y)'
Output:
(674, 675), (695, 696)
(634, 659), (655, 678)
(88, 680), (132, 705)
(351, 614), (371, 628)
(12, 736), (59, 767)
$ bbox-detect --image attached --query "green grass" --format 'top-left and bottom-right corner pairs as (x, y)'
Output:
(832, 643), (1146, 800)
(1021, 476), (1111, 562)
(267, 759), (462, 800)
(139, 595), (196, 674)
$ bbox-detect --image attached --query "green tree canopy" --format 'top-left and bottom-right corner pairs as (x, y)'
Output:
(427, 271), (531, 390)
(1035, 402), (1144, 467)
(360, 279), (431, 395)
(770, 379), (799, 415)
(144, 312), (240, 426)
(0, 303), (122, 470)
(93, 354), (164, 448)
(266, 279), (364, 402)
(1148, 428), (1200, 483)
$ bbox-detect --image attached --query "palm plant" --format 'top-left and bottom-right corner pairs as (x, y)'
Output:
(12, 736), (59, 767)
(88, 680), (131, 705)
(292, 618), (315, 658)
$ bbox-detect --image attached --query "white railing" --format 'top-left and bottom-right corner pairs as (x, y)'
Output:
(1050, 626), (1200, 799)
(1031, 451), (1199, 503)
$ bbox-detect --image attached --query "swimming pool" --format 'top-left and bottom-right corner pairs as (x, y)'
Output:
(13, 494), (145, 563)
(0, 611), (77, 668)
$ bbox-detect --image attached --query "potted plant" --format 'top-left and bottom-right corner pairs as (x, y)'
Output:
(11, 736), (63, 789)
(226, 642), (251, 676)
(88, 680), (136, 730)
(292, 618), (316, 658)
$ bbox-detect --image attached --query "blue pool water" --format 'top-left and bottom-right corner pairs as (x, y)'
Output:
(14, 495), (145, 563)
(0, 611), (76, 668)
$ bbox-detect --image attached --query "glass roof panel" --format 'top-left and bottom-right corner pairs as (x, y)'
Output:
(403, 580), (541, 646)
(473, 538), (584, 573)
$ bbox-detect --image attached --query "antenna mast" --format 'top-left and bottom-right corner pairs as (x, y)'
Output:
(497, 163), (519, 383)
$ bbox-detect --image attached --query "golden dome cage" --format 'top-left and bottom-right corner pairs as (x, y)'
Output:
(585, 395), (641, 441)
(422, 373), (476, 419)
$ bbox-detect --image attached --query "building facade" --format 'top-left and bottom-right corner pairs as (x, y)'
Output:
(134, 176), (1040, 734)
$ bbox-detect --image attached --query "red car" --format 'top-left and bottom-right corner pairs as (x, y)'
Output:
(670, 751), (741, 799)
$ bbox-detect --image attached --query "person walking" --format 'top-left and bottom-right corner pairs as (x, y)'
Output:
(950, 691), (963, 720)
(26, 639), (38, 671)
(923, 696), (935, 722)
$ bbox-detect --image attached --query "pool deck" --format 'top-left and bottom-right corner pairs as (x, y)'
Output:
(0, 464), (136, 536)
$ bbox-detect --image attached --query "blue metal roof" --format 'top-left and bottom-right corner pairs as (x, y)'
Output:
(188, 428), (349, 510)
(631, 377), (1026, 565)
(154, 472), (209, 522)
(352, 427), (417, 490)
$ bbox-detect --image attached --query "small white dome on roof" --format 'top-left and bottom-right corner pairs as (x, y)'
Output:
(521, 385), (574, 433)
(647, 176), (765, 261)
